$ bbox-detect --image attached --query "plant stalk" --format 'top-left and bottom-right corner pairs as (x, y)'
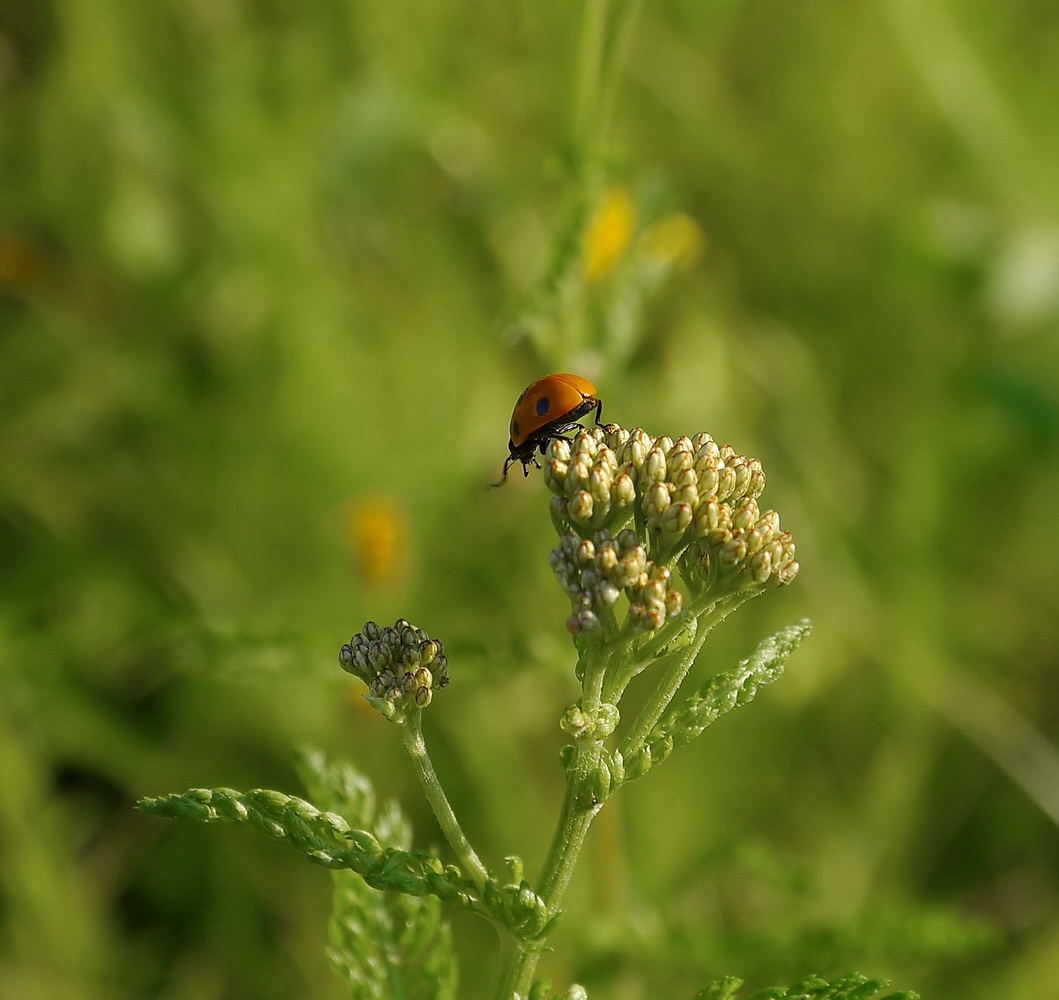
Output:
(401, 714), (490, 892)
(494, 736), (606, 999)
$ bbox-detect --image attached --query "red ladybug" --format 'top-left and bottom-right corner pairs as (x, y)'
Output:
(494, 373), (604, 485)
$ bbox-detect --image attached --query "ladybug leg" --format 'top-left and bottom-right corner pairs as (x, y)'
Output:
(535, 434), (572, 459)
(491, 458), (512, 488)
(592, 398), (604, 426)
(543, 423), (583, 444)
(491, 453), (523, 488)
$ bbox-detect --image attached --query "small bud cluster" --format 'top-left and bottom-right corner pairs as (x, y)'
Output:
(543, 435), (633, 532)
(549, 528), (683, 635)
(694, 495), (799, 588)
(340, 619), (449, 714)
(545, 425), (798, 593)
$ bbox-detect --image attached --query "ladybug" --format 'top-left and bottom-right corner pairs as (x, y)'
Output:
(494, 373), (604, 485)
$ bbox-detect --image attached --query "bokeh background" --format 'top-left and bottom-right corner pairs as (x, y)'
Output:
(2, 1), (1059, 997)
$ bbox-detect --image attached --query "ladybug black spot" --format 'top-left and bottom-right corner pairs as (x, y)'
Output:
(512, 419), (520, 437)
(536, 396), (550, 417)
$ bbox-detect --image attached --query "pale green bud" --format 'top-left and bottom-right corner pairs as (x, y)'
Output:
(568, 491), (594, 523)
(697, 464), (720, 497)
(544, 457), (569, 495)
(729, 458), (753, 499)
(613, 472), (636, 506)
(572, 432), (600, 462)
(747, 463), (767, 498)
(694, 499), (723, 535)
(595, 703), (620, 737)
(720, 537), (748, 565)
(598, 580), (621, 607)
(642, 578), (666, 605)
(575, 538), (596, 565)
(745, 527), (768, 553)
(546, 437), (572, 464)
(643, 481), (671, 522)
(757, 509), (781, 536)
(596, 542), (619, 573)
(643, 447), (668, 485)
(666, 439), (694, 479)
(401, 646), (420, 670)
(549, 496), (568, 525)
(661, 502), (693, 536)
(589, 466), (612, 506)
(565, 459), (591, 493)
(567, 609), (600, 634)
(590, 762), (612, 802)
(561, 704), (591, 737)
(749, 549), (773, 583)
(664, 589), (683, 617)
(716, 465), (737, 501)
(732, 497), (760, 531)
(672, 467), (698, 493)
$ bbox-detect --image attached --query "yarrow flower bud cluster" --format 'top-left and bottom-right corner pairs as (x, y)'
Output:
(544, 425), (798, 599)
(340, 619), (449, 717)
(694, 495), (799, 588)
(549, 528), (683, 635)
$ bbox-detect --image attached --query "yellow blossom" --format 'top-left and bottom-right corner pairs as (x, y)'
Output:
(640, 212), (705, 271)
(583, 186), (636, 283)
(347, 498), (404, 585)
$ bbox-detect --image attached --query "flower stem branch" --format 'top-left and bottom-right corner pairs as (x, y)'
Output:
(495, 736), (606, 999)
(572, 0), (610, 171)
(401, 713), (490, 893)
(619, 592), (755, 759)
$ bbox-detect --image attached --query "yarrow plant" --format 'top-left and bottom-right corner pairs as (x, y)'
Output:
(138, 418), (914, 1000)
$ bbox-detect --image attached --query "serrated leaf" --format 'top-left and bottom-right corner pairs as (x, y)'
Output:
(139, 782), (477, 907)
(627, 620), (812, 779)
(695, 972), (919, 1000)
(301, 751), (459, 1000)
(694, 976), (744, 1000)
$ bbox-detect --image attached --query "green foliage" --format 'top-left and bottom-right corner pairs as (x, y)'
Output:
(3, 0), (1059, 996)
(300, 752), (458, 1000)
(695, 973), (918, 1000)
(621, 619), (813, 781)
(139, 753), (462, 998)
(528, 982), (589, 1000)
(137, 786), (476, 904)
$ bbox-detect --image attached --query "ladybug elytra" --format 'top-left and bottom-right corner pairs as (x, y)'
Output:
(494, 373), (604, 486)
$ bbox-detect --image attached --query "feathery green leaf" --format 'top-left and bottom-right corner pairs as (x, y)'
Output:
(625, 620), (812, 780)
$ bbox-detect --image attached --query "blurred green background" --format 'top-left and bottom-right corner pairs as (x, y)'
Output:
(2, 0), (1059, 997)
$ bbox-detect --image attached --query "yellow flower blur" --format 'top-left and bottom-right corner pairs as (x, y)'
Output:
(640, 213), (705, 271)
(348, 498), (404, 585)
(583, 186), (636, 283)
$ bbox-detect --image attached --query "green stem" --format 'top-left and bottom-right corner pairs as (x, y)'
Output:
(572, 0), (610, 170)
(619, 623), (710, 759)
(596, 0), (645, 148)
(619, 592), (755, 759)
(494, 737), (606, 999)
(401, 713), (490, 892)
(601, 613), (701, 704)
(494, 932), (542, 1000)
(539, 740), (606, 910)
(492, 643), (612, 998)
(572, 0), (645, 171)
(580, 641), (609, 716)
